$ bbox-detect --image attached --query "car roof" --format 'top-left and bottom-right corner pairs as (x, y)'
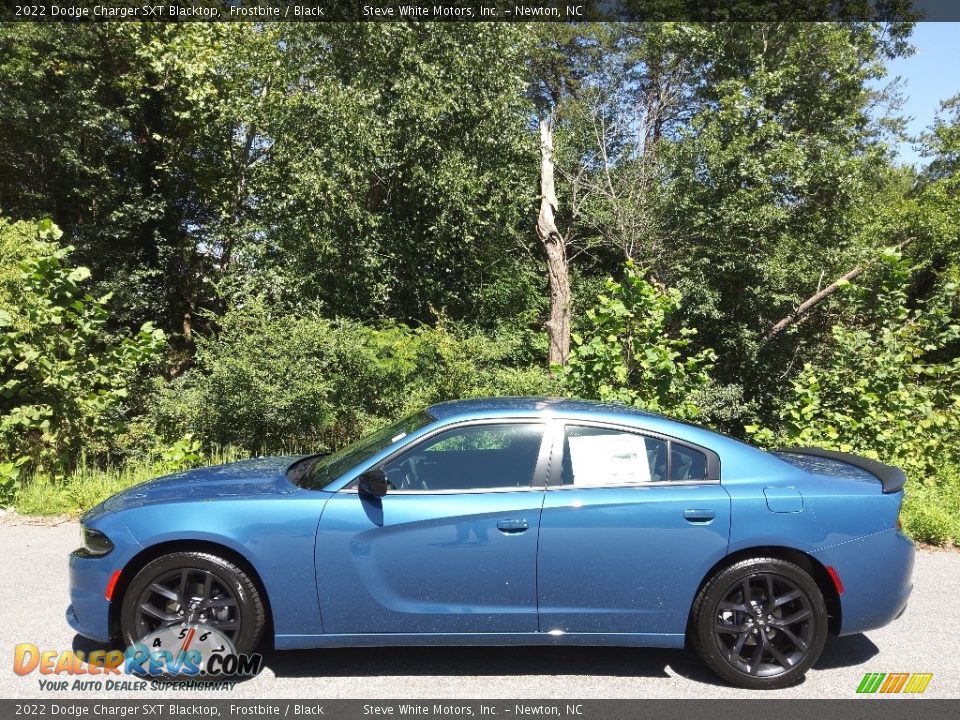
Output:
(426, 396), (705, 441)
(427, 396), (660, 421)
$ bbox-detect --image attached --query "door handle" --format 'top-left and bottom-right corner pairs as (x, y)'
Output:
(683, 509), (716, 523)
(497, 519), (529, 533)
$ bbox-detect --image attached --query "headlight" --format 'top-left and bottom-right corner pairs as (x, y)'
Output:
(77, 527), (114, 557)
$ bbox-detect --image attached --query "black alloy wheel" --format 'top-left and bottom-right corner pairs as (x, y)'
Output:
(133, 567), (241, 642)
(119, 551), (265, 655)
(692, 557), (828, 689)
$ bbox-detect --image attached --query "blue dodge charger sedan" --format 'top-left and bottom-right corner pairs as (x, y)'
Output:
(69, 397), (914, 688)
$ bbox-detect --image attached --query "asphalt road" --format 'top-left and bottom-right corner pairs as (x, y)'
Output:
(2, 515), (957, 700)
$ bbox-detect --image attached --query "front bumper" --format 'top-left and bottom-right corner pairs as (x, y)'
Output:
(65, 604), (84, 636)
(67, 514), (142, 643)
(814, 528), (915, 636)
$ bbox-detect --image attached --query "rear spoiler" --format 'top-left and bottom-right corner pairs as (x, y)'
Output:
(774, 447), (907, 494)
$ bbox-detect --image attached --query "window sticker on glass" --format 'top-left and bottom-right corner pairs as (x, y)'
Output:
(567, 432), (654, 486)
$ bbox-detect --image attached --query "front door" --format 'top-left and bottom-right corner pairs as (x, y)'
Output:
(316, 421), (548, 634)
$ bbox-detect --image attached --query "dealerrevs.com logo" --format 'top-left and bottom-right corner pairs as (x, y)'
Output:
(14, 624), (263, 692)
(856, 672), (934, 695)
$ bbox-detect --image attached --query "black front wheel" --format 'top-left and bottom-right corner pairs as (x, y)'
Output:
(692, 557), (828, 689)
(119, 551), (265, 655)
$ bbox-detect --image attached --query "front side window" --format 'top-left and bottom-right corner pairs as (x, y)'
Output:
(382, 423), (544, 491)
(302, 411), (434, 490)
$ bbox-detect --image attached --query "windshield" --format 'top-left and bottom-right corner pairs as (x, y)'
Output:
(299, 410), (434, 490)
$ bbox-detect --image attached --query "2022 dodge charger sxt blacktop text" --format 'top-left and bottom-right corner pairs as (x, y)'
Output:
(68, 397), (914, 688)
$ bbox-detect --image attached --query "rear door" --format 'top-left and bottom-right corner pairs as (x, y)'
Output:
(316, 420), (548, 635)
(537, 421), (731, 637)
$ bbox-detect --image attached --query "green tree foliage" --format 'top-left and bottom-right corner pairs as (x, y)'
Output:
(2, 23), (960, 545)
(0, 219), (46, 329)
(911, 97), (960, 292)
(564, 262), (715, 419)
(0, 23), (276, 339)
(241, 23), (538, 326)
(748, 250), (960, 544)
(0, 220), (164, 498)
(658, 23), (912, 414)
(545, 23), (695, 265)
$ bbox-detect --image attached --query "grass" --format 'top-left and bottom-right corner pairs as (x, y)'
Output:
(10, 453), (960, 549)
(17, 462), (167, 516)
(901, 465), (960, 547)
(13, 447), (251, 517)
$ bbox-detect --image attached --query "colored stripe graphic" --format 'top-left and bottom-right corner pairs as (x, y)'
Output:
(903, 673), (933, 694)
(880, 673), (909, 693)
(857, 672), (885, 693)
(856, 672), (933, 694)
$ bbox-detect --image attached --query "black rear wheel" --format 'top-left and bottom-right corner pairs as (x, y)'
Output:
(119, 551), (265, 655)
(692, 557), (828, 689)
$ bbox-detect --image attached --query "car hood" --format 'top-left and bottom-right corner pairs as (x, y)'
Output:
(97, 456), (304, 515)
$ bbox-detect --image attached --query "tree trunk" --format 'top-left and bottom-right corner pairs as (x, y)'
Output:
(537, 116), (571, 369)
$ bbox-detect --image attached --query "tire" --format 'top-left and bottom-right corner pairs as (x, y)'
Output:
(119, 551), (265, 655)
(691, 557), (828, 689)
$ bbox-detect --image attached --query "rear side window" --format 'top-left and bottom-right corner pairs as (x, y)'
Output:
(562, 426), (667, 485)
(561, 425), (711, 486)
(670, 444), (707, 481)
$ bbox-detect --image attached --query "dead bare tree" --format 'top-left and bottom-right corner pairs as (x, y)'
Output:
(536, 115), (572, 368)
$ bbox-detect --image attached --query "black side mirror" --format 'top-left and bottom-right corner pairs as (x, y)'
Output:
(358, 468), (389, 498)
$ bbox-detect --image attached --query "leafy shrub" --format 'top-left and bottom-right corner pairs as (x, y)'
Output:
(145, 301), (555, 454)
(0, 456), (29, 505)
(0, 218), (49, 328)
(563, 261), (717, 420)
(0, 219), (165, 497)
(152, 434), (203, 473)
(749, 250), (960, 479)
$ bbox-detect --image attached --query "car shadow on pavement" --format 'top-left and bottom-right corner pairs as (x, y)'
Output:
(262, 634), (879, 682)
(813, 634), (879, 670)
(72, 632), (879, 685)
(72, 635), (113, 656)
(263, 645), (719, 684)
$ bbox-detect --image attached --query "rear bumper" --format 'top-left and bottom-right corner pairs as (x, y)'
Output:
(814, 529), (915, 636)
